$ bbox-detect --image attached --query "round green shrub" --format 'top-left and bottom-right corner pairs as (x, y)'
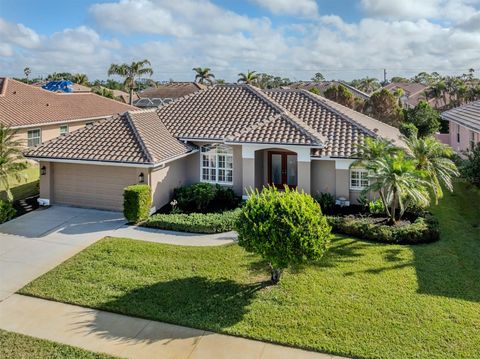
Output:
(123, 184), (152, 223)
(0, 200), (16, 223)
(236, 186), (331, 283)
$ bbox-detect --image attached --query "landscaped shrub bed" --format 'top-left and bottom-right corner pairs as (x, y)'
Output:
(143, 208), (241, 233)
(326, 213), (440, 244)
(0, 200), (16, 224)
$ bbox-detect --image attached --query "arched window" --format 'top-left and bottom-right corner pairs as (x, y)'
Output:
(201, 144), (233, 184)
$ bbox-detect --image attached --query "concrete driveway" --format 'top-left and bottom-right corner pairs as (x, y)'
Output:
(0, 206), (125, 301)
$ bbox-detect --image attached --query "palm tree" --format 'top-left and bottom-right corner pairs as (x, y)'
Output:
(108, 60), (153, 105)
(23, 67), (31, 84)
(192, 67), (215, 85)
(367, 152), (431, 224)
(237, 70), (259, 85)
(354, 137), (398, 165)
(0, 125), (27, 201)
(405, 136), (459, 204)
(72, 73), (89, 86)
(359, 77), (380, 93)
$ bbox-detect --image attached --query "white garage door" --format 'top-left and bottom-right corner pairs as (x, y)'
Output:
(53, 163), (140, 211)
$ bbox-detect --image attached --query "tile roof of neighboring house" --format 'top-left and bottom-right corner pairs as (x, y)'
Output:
(288, 81), (371, 100)
(71, 83), (92, 93)
(383, 82), (450, 109)
(25, 109), (195, 165)
(0, 78), (136, 128)
(140, 82), (205, 99)
(441, 100), (480, 133)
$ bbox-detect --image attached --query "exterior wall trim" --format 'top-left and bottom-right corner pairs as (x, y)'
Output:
(241, 144), (312, 162)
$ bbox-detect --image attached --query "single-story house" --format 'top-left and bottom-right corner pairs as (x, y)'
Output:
(440, 100), (479, 152)
(0, 78), (136, 147)
(25, 84), (403, 211)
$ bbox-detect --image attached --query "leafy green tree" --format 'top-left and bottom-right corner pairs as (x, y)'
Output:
(390, 76), (409, 83)
(399, 122), (419, 139)
(351, 77), (380, 93)
(365, 151), (431, 224)
(324, 84), (355, 108)
(237, 70), (259, 85)
(46, 72), (75, 81)
(72, 73), (89, 86)
(405, 136), (459, 203)
(0, 125), (28, 201)
(256, 73), (291, 89)
(23, 67), (31, 84)
(309, 87), (321, 95)
(92, 86), (114, 99)
(108, 59), (153, 105)
(460, 143), (480, 187)
(311, 72), (325, 82)
(365, 89), (402, 127)
(403, 101), (441, 138)
(236, 186), (331, 284)
(192, 67), (215, 85)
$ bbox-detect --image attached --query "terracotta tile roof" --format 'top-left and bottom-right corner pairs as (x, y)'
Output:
(140, 82), (205, 99)
(265, 89), (403, 157)
(158, 85), (280, 140)
(24, 109), (195, 165)
(441, 100), (480, 133)
(0, 78), (136, 128)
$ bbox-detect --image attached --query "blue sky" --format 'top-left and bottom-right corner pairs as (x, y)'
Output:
(1, 0), (479, 82)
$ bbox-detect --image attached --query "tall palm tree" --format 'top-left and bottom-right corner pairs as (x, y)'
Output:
(359, 77), (380, 93)
(237, 70), (259, 85)
(367, 152), (431, 224)
(0, 125), (27, 201)
(192, 67), (215, 85)
(108, 60), (153, 105)
(23, 67), (31, 84)
(72, 73), (89, 86)
(405, 136), (459, 204)
(354, 137), (398, 164)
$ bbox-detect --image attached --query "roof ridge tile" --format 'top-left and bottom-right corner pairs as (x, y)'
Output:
(125, 112), (155, 163)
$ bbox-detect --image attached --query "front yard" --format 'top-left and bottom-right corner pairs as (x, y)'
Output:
(0, 330), (115, 359)
(19, 182), (480, 359)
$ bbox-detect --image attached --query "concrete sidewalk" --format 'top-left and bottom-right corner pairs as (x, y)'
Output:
(0, 294), (344, 359)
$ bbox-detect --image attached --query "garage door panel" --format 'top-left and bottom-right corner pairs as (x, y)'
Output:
(53, 163), (139, 211)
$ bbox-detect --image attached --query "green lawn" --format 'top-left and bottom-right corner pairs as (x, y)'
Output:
(19, 182), (480, 359)
(0, 165), (39, 201)
(0, 330), (116, 359)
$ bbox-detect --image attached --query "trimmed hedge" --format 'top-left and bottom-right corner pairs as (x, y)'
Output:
(123, 184), (152, 224)
(143, 208), (241, 234)
(0, 200), (16, 223)
(173, 183), (239, 213)
(326, 214), (440, 244)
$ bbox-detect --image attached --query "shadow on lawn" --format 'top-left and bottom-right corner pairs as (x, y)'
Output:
(72, 276), (268, 343)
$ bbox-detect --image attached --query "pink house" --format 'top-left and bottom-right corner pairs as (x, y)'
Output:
(441, 100), (480, 153)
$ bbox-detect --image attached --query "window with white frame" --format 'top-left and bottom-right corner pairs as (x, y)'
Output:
(27, 129), (41, 147)
(201, 144), (233, 184)
(350, 169), (369, 190)
(59, 125), (69, 136)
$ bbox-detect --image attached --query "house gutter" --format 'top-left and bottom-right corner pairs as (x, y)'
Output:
(24, 157), (155, 168)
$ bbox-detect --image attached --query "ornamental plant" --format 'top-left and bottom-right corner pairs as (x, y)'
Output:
(235, 186), (331, 284)
(123, 184), (151, 223)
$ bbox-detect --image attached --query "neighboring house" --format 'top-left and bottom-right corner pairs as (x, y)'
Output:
(25, 84), (403, 211)
(0, 78), (136, 147)
(383, 82), (449, 109)
(441, 100), (480, 152)
(288, 81), (371, 101)
(136, 82), (206, 108)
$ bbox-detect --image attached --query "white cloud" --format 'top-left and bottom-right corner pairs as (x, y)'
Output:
(1, 0), (480, 81)
(250, 0), (318, 17)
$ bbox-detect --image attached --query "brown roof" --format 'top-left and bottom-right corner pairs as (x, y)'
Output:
(25, 84), (403, 163)
(0, 78), (136, 128)
(441, 100), (480, 133)
(25, 109), (195, 165)
(140, 82), (205, 99)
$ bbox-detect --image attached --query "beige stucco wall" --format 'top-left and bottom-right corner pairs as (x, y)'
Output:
(335, 169), (350, 199)
(311, 160), (336, 197)
(149, 158), (188, 210)
(242, 158), (255, 196)
(14, 119), (103, 147)
(449, 121), (479, 153)
(297, 161), (311, 194)
(40, 162), (142, 211)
